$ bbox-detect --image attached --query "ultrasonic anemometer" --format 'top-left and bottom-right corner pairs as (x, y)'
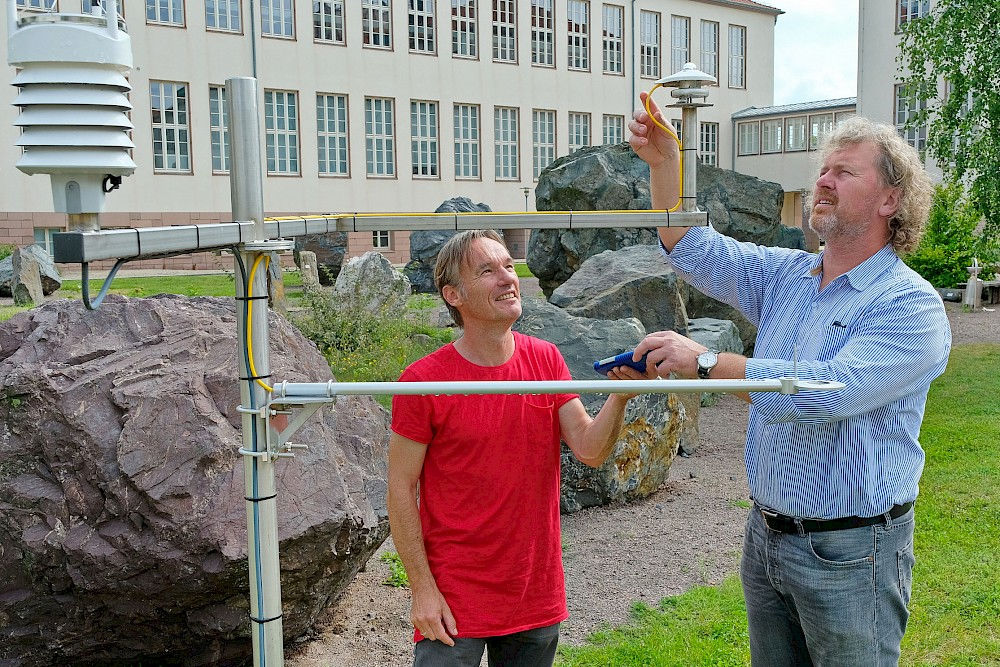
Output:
(6, 3), (843, 663)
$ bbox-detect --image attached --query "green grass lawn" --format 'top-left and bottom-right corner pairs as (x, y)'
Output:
(515, 262), (534, 278)
(58, 269), (302, 299)
(558, 343), (1000, 666)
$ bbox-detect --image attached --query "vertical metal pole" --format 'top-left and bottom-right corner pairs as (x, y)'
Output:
(681, 105), (698, 212)
(7, 0), (17, 41)
(227, 76), (284, 667)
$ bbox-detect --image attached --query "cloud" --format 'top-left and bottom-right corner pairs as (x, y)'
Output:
(772, 0), (858, 105)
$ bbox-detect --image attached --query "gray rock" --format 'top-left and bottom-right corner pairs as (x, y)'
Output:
(550, 244), (689, 336)
(0, 244), (62, 297)
(514, 297), (692, 513)
(11, 247), (44, 305)
(297, 250), (320, 288)
(0, 295), (389, 666)
(333, 251), (411, 314)
(403, 197), (493, 293)
(687, 317), (744, 410)
(294, 231), (348, 285)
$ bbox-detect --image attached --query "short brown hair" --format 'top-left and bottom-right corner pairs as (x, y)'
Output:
(815, 116), (933, 255)
(434, 229), (505, 327)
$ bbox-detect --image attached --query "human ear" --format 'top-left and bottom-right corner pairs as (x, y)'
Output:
(442, 284), (462, 308)
(879, 187), (901, 219)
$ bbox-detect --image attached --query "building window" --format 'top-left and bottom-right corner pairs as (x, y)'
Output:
(410, 100), (439, 177)
(365, 96), (396, 176)
(568, 112), (590, 152)
(150, 81), (190, 172)
(146, 0), (184, 25)
(314, 0), (345, 43)
(894, 84), (926, 152)
(699, 122), (717, 166)
(372, 230), (391, 249)
(33, 228), (59, 257)
(700, 20), (718, 80)
(639, 11), (660, 79)
(567, 0), (589, 71)
(261, 0), (293, 37)
(809, 113), (833, 150)
(17, 0), (57, 10)
(670, 15), (689, 74)
(452, 0), (477, 58)
(761, 118), (781, 154)
(493, 0), (517, 62)
(206, 0), (240, 31)
(602, 114), (623, 145)
(454, 103), (480, 179)
(737, 121), (759, 156)
(317, 93), (349, 176)
(409, 0), (436, 53)
(728, 24), (745, 89)
(495, 106), (519, 180)
(785, 115), (807, 152)
(896, 0), (929, 31)
(363, 0), (392, 48)
(264, 90), (299, 174)
(532, 109), (556, 178)
(602, 4), (623, 75)
(531, 0), (555, 66)
(835, 110), (855, 123)
(208, 85), (230, 173)
(671, 118), (682, 141)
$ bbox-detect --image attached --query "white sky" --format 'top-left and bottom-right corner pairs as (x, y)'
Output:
(771, 0), (859, 105)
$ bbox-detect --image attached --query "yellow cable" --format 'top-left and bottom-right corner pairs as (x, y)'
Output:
(643, 83), (683, 213)
(246, 254), (274, 393)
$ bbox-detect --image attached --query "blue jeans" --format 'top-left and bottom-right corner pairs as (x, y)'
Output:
(413, 622), (560, 667)
(741, 505), (915, 666)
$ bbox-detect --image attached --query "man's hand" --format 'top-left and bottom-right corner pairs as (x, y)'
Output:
(629, 91), (679, 170)
(411, 585), (458, 646)
(606, 357), (659, 399)
(633, 331), (708, 379)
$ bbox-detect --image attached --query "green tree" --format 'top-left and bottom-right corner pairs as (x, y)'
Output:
(897, 0), (1000, 245)
(905, 181), (997, 287)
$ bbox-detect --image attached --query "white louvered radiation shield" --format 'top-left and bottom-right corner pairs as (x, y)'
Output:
(7, 2), (135, 216)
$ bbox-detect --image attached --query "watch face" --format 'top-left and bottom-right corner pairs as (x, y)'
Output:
(698, 351), (718, 368)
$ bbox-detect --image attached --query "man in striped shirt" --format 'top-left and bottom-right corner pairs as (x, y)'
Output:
(629, 97), (950, 665)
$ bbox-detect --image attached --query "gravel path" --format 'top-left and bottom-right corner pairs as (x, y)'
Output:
(286, 301), (999, 667)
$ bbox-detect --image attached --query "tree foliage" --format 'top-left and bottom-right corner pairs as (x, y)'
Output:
(898, 0), (1000, 243)
(905, 181), (997, 287)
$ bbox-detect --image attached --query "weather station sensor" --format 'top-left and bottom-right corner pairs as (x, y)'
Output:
(7, 0), (134, 230)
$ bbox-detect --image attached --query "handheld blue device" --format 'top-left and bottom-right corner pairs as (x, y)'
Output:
(593, 350), (649, 376)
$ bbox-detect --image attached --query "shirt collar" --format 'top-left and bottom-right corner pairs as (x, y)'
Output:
(801, 244), (898, 291)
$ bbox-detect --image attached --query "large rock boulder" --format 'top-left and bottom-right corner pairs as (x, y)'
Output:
(513, 298), (692, 513)
(0, 295), (389, 666)
(403, 197), (493, 293)
(333, 251), (411, 314)
(11, 247), (44, 306)
(550, 244), (688, 336)
(0, 243), (62, 297)
(294, 231), (348, 285)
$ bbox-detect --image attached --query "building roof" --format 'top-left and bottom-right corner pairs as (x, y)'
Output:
(731, 97), (858, 119)
(695, 0), (784, 17)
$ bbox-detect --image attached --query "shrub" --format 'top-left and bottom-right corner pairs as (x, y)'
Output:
(905, 181), (998, 287)
(0, 244), (14, 262)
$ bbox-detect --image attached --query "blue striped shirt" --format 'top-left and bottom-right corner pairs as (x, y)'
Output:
(664, 225), (951, 519)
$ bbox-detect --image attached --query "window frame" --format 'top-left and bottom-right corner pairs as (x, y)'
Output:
(568, 111), (591, 153)
(639, 10), (660, 80)
(492, 0), (518, 63)
(317, 92), (351, 177)
(16, 0), (58, 11)
(761, 118), (782, 154)
(408, 0), (437, 55)
(567, 0), (590, 72)
(494, 105), (520, 181)
(149, 80), (192, 174)
(699, 121), (718, 166)
(700, 19), (718, 83)
(372, 230), (392, 249)
(601, 4), (624, 76)
(784, 115), (807, 152)
(736, 120), (759, 156)
(894, 84), (927, 153)
(260, 0), (294, 38)
(532, 108), (556, 180)
(670, 14), (690, 75)
(264, 88), (301, 176)
(728, 24), (746, 89)
(205, 0), (241, 33)
(314, 0), (346, 44)
(602, 113), (624, 145)
(452, 0), (478, 59)
(362, 0), (393, 50)
(531, 0), (555, 67)
(453, 102), (481, 180)
(808, 113), (834, 151)
(146, 0), (186, 27)
(410, 99), (440, 179)
(896, 0), (930, 32)
(208, 84), (231, 174)
(365, 96), (397, 178)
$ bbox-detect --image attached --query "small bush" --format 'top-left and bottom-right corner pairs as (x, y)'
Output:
(0, 244), (14, 262)
(380, 552), (410, 588)
(905, 181), (998, 287)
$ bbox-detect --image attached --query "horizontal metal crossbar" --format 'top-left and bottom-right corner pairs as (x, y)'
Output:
(51, 210), (709, 263)
(270, 378), (844, 403)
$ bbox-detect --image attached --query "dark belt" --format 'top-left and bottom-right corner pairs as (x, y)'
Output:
(757, 501), (913, 534)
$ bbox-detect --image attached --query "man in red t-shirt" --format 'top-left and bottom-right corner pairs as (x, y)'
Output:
(388, 230), (651, 666)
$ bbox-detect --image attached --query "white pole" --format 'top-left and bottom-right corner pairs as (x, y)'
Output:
(228, 76), (284, 667)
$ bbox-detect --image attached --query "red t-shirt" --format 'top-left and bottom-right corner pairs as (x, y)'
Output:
(391, 332), (577, 640)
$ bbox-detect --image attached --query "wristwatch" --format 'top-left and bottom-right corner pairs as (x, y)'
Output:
(696, 350), (719, 379)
